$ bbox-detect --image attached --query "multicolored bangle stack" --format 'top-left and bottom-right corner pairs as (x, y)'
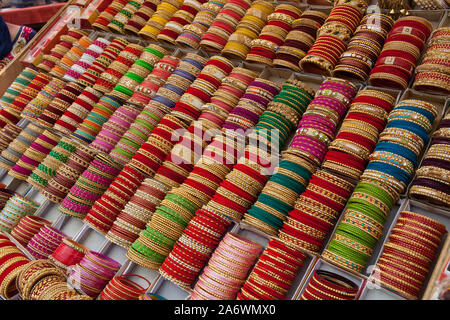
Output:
(37, 29), (89, 72)
(322, 99), (438, 273)
(157, 0), (207, 45)
(106, 67), (256, 249)
(333, 13), (394, 81)
(38, 282), (91, 300)
(108, 0), (145, 34)
(0, 123), (44, 171)
(27, 137), (79, 190)
(71, 95), (122, 144)
(62, 38), (110, 83)
(0, 67), (39, 109)
(323, 89), (396, 181)
(238, 239), (307, 300)
(413, 27), (450, 94)
(90, 104), (143, 154)
(35, 82), (85, 130)
(27, 226), (67, 260)
(200, 0), (252, 53)
(189, 233), (263, 298)
(49, 36), (94, 79)
(93, 43), (145, 94)
(0, 194), (40, 233)
(369, 16), (433, 90)
(273, 10), (328, 72)
(300, 270), (359, 300)
(99, 274), (151, 300)
(372, 211), (447, 299)
(9, 130), (61, 181)
(92, 0), (130, 31)
(300, 0), (368, 75)
(68, 251), (121, 298)
(0, 73), (53, 127)
(110, 44), (168, 101)
(53, 87), (104, 135)
(41, 144), (98, 204)
(221, 0), (274, 60)
(246, 4), (302, 66)
(59, 153), (122, 219)
(242, 80), (316, 235)
(21, 78), (66, 122)
(0, 237), (31, 298)
(124, 0), (160, 35)
(10, 215), (51, 247)
(0, 188), (14, 211)
(77, 38), (130, 88)
(410, 111), (450, 207)
(0, 124), (22, 154)
(175, 0), (227, 49)
(48, 238), (88, 271)
(139, 0), (185, 41)
(127, 55), (180, 108)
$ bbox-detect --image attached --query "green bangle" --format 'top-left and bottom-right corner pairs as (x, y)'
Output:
(124, 72), (144, 83)
(134, 59), (154, 72)
(114, 84), (134, 97)
(144, 47), (164, 59)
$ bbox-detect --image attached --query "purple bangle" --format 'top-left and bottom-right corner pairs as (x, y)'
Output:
(241, 93), (268, 106)
(412, 177), (450, 195)
(86, 251), (121, 269)
(251, 81), (280, 96)
(421, 158), (450, 170)
(230, 107), (260, 124)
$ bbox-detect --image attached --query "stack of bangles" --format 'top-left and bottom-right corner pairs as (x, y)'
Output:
(413, 27), (450, 94)
(200, 0), (251, 53)
(49, 36), (94, 79)
(110, 55), (187, 165)
(0, 67), (39, 109)
(36, 82), (85, 130)
(77, 38), (129, 88)
(27, 137), (79, 190)
(246, 4), (302, 66)
(333, 13), (394, 81)
(157, 0), (207, 45)
(413, 0), (449, 9)
(21, 77), (66, 121)
(273, 10), (328, 72)
(89, 104), (143, 154)
(106, 67), (257, 248)
(0, 236), (31, 298)
(99, 274), (151, 300)
(0, 123), (44, 171)
(369, 16), (433, 89)
(410, 111), (450, 207)
(36, 29), (88, 72)
(323, 89), (396, 181)
(238, 239), (307, 300)
(92, 0), (130, 32)
(0, 124), (22, 154)
(71, 95), (122, 144)
(48, 238), (88, 271)
(0, 188), (14, 211)
(10, 215), (51, 247)
(175, 0), (227, 49)
(189, 233), (263, 299)
(110, 44), (168, 102)
(41, 144), (97, 204)
(0, 194), (40, 233)
(127, 78), (279, 271)
(26, 226), (67, 260)
(221, 0), (274, 60)
(124, 0), (159, 35)
(93, 43), (144, 94)
(300, 270), (359, 300)
(300, 0), (368, 75)
(242, 80), (317, 235)
(107, 0), (145, 35)
(0, 73), (53, 127)
(53, 87), (104, 135)
(62, 38), (110, 83)
(138, 0), (185, 41)
(9, 130), (61, 181)
(371, 211), (447, 299)
(322, 99), (438, 273)
(59, 153), (122, 219)
(68, 251), (121, 298)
